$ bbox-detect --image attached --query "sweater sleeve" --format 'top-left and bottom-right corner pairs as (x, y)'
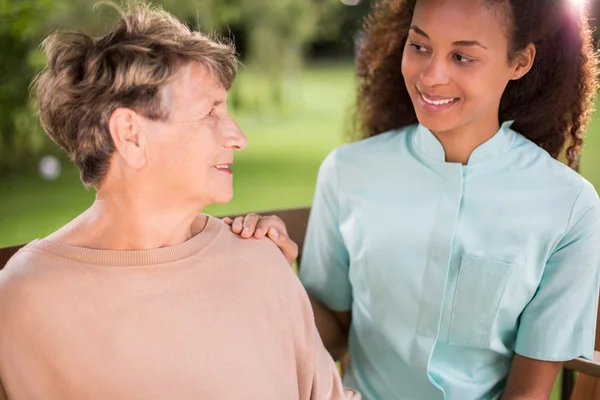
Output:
(0, 378), (7, 400)
(289, 272), (360, 400)
(308, 328), (360, 400)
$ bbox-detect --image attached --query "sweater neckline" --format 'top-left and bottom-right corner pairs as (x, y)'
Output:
(25, 214), (223, 267)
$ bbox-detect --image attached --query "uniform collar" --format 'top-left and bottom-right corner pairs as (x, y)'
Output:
(412, 120), (515, 165)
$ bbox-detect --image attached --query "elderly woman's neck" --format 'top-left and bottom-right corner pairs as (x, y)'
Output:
(47, 195), (208, 251)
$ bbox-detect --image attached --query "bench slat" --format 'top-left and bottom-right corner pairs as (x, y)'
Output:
(564, 352), (600, 378)
(0, 245), (22, 269)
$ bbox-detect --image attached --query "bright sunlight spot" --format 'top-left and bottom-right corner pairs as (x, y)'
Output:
(569, 0), (587, 8)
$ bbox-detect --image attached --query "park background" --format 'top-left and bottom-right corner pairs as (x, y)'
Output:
(1, 1), (600, 397)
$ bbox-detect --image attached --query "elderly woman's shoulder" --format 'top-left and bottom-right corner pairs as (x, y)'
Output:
(219, 223), (288, 260)
(1, 244), (49, 283)
(0, 246), (53, 317)
(215, 222), (293, 276)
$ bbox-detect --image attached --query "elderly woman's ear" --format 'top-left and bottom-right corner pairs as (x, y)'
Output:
(108, 107), (147, 170)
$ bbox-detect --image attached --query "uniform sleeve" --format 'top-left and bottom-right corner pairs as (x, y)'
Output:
(515, 184), (600, 361)
(299, 149), (352, 311)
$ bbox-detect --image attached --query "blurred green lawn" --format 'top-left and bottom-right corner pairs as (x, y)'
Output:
(1, 63), (599, 398)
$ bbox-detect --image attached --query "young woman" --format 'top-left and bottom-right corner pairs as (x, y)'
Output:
(228, 0), (600, 398)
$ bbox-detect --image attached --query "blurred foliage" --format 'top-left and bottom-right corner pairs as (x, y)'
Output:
(0, 0), (365, 175)
(171, 0), (354, 112)
(0, 0), (56, 174)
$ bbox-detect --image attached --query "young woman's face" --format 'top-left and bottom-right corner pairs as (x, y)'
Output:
(401, 0), (527, 134)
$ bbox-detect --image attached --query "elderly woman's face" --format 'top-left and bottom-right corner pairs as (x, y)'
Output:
(145, 62), (247, 207)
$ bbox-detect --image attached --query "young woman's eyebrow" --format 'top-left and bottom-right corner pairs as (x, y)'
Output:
(409, 25), (488, 49)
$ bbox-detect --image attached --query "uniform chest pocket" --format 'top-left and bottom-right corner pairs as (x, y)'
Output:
(448, 256), (517, 348)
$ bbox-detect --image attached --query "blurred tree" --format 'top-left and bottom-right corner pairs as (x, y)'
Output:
(164, 0), (348, 110)
(0, 0), (55, 174)
(308, 0), (371, 60)
(0, 0), (351, 173)
(230, 0), (332, 109)
(591, 1), (600, 45)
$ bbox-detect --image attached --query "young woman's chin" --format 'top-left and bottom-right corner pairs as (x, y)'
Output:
(415, 112), (462, 135)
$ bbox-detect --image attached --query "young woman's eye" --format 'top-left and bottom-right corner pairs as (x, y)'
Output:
(453, 53), (474, 64)
(409, 43), (429, 54)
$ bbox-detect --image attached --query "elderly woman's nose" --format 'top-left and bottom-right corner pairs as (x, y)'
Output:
(224, 119), (247, 150)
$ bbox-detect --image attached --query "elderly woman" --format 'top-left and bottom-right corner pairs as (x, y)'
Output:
(0, 4), (359, 399)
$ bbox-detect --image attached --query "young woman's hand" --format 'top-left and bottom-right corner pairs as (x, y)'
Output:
(223, 213), (299, 265)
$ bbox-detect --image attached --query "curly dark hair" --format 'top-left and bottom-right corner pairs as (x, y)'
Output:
(355, 0), (599, 169)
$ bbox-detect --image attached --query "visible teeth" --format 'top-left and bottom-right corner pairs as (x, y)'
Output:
(215, 165), (229, 169)
(421, 94), (456, 105)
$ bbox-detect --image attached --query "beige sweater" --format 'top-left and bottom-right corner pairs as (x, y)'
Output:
(0, 215), (359, 400)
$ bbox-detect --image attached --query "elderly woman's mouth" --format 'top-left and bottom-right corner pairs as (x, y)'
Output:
(214, 164), (232, 174)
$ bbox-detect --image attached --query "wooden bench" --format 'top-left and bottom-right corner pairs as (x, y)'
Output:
(0, 206), (597, 399)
